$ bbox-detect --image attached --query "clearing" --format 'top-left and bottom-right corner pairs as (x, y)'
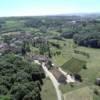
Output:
(41, 78), (57, 100)
(63, 87), (93, 100)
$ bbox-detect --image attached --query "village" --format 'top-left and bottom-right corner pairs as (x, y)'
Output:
(0, 15), (100, 100)
(0, 32), (83, 100)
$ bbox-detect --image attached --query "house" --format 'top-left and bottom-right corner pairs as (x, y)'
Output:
(0, 43), (9, 54)
(32, 55), (49, 63)
(95, 78), (100, 86)
(50, 67), (66, 84)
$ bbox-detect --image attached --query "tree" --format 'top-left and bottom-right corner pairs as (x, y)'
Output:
(21, 47), (26, 56)
(0, 54), (45, 100)
(21, 41), (31, 56)
(74, 74), (82, 82)
(2, 35), (12, 45)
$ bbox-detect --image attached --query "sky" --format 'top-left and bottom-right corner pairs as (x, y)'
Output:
(0, 0), (100, 17)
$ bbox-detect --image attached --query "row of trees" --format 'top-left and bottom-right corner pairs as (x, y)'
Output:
(74, 50), (90, 58)
(60, 19), (100, 48)
(73, 33), (100, 48)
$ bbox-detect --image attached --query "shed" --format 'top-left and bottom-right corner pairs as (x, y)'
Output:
(50, 68), (66, 84)
(95, 78), (100, 86)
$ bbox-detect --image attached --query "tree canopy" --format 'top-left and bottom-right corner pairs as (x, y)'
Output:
(0, 53), (45, 100)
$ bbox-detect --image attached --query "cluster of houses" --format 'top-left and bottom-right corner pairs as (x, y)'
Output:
(0, 43), (9, 55)
(0, 32), (27, 55)
(0, 32), (44, 55)
(31, 54), (75, 84)
(0, 31), (100, 87)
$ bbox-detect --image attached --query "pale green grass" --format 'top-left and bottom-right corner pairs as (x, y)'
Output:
(76, 47), (100, 84)
(41, 78), (57, 100)
(0, 95), (11, 100)
(60, 82), (86, 94)
(51, 39), (87, 67)
(1, 31), (21, 36)
(4, 20), (24, 29)
(51, 39), (74, 66)
(51, 39), (100, 84)
(52, 39), (100, 100)
(30, 38), (100, 100)
(61, 57), (86, 73)
(30, 45), (39, 55)
(64, 87), (93, 100)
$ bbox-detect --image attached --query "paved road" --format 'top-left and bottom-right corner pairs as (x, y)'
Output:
(59, 68), (67, 76)
(42, 63), (62, 100)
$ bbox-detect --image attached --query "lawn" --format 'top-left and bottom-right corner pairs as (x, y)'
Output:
(41, 78), (57, 100)
(51, 39), (100, 100)
(60, 82), (86, 94)
(63, 87), (93, 100)
(50, 39), (87, 67)
(4, 20), (24, 29)
(51, 39), (100, 84)
(51, 39), (74, 66)
(0, 95), (11, 100)
(61, 57), (86, 73)
(30, 38), (100, 100)
(76, 47), (100, 84)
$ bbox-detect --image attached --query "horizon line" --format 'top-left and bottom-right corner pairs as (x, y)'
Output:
(0, 12), (100, 18)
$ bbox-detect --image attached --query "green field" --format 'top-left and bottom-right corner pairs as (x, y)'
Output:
(63, 87), (93, 100)
(51, 39), (100, 83)
(50, 39), (87, 66)
(30, 38), (100, 100)
(41, 78), (57, 100)
(61, 57), (86, 73)
(50, 39), (74, 66)
(0, 16), (100, 100)
(0, 95), (11, 100)
(50, 39), (100, 100)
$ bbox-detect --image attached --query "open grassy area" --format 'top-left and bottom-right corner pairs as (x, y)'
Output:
(60, 81), (86, 94)
(50, 39), (100, 100)
(29, 38), (100, 100)
(41, 78), (57, 100)
(50, 39), (87, 67)
(3, 20), (24, 29)
(75, 47), (100, 83)
(30, 44), (39, 55)
(51, 39), (100, 83)
(63, 87), (93, 100)
(0, 15), (100, 100)
(50, 39), (74, 66)
(0, 95), (11, 100)
(61, 57), (86, 73)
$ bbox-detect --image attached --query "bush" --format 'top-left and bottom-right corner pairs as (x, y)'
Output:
(82, 65), (87, 70)
(74, 74), (82, 82)
(94, 89), (100, 95)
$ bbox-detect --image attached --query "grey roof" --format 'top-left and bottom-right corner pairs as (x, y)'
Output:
(32, 55), (48, 61)
(0, 43), (8, 49)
